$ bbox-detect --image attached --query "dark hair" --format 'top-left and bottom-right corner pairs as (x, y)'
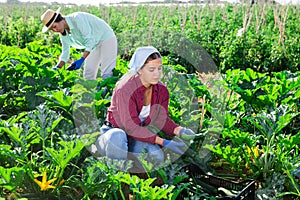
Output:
(55, 14), (64, 23)
(145, 52), (161, 64)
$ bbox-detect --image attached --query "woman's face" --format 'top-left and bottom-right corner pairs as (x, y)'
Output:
(50, 21), (64, 34)
(138, 58), (163, 87)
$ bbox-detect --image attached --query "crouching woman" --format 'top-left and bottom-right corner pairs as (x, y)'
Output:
(95, 46), (195, 169)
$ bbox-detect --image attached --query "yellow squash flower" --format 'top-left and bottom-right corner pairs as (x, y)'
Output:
(253, 145), (259, 158)
(245, 145), (259, 172)
(246, 145), (259, 158)
(34, 172), (57, 191)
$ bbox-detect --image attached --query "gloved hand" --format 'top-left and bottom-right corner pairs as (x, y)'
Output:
(163, 139), (186, 154)
(52, 66), (61, 70)
(67, 57), (85, 71)
(180, 128), (196, 140)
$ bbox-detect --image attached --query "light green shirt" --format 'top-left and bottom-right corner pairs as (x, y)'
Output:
(59, 12), (115, 63)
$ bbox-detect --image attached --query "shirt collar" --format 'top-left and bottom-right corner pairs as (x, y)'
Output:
(133, 75), (159, 93)
(65, 17), (74, 32)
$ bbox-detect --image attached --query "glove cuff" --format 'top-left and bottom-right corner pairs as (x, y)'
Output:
(163, 139), (169, 147)
(179, 128), (186, 136)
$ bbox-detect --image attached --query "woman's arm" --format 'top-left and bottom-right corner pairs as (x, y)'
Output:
(151, 85), (181, 136)
(155, 136), (164, 146)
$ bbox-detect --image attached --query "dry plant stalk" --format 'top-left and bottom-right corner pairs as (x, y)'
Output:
(2, 9), (7, 30)
(190, 7), (195, 25)
(165, 5), (175, 27)
(100, 5), (110, 25)
(198, 94), (206, 151)
(196, 6), (204, 31)
(23, 5), (28, 22)
(211, 5), (217, 28)
(133, 6), (138, 26)
(255, 3), (267, 34)
(273, 5), (288, 56)
(147, 7), (156, 45)
(177, 4), (182, 27)
(200, 94), (206, 130)
(242, 1), (253, 33)
(156, 7), (163, 25)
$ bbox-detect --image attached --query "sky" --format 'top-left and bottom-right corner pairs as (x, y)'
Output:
(0, 0), (151, 5)
(0, 0), (299, 5)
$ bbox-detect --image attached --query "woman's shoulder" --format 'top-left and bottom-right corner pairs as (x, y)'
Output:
(153, 81), (169, 95)
(114, 76), (137, 93)
(157, 81), (168, 90)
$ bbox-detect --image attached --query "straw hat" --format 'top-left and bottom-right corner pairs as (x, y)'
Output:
(41, 7), (61, 33)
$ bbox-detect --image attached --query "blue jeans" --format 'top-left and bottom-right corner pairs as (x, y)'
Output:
(128, 138), (164, 168)
(95, 125), (164, 167)
(95, 125), (128, 160)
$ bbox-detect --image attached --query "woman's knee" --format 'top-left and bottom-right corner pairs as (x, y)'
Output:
(95, 129), (127, 152)
(107, 129), (127, 144)
(106, 129), (128, 159)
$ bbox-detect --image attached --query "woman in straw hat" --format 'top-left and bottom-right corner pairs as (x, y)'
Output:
(40, 7), (117, 80)
(93, 46), (195, 170)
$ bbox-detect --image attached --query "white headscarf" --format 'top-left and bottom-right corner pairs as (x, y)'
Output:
(116, 46), (161, 88)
